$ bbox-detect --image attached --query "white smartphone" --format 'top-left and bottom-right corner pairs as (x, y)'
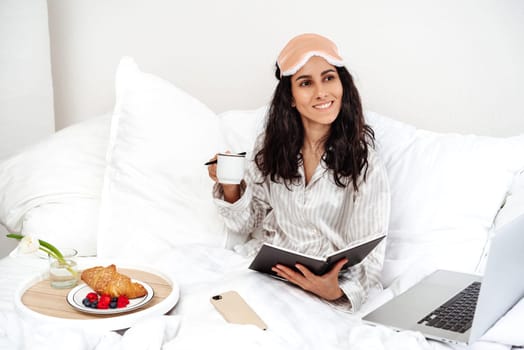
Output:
(210, 290), (267, 330)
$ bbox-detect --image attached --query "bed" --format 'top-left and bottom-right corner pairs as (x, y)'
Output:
(1, 57), (524, 350)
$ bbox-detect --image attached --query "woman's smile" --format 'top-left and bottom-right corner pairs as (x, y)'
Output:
(313, 101), (334, 110)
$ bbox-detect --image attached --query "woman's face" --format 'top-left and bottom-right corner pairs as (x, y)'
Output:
(290, 56), (343, 129)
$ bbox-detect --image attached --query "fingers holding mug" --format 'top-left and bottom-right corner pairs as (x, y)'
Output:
(206, 154), (218, 182)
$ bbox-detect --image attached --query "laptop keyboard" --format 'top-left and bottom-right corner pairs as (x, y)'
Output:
(418, 281), (481, 333)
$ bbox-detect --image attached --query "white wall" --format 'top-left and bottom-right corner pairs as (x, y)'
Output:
(0, 0), (55, 160)
(47, 0), (524, 136)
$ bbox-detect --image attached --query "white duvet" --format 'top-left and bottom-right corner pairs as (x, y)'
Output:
(0, 244), (521, 350)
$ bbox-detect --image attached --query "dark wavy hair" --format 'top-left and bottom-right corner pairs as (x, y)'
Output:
(254, 64), (375, 191)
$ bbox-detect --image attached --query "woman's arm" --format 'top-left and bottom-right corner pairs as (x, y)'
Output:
(337, 150), (391, 312)
(210, 150), (272, 246)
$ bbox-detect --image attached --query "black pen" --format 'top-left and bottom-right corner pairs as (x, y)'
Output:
(204, 159), (218, 166)
(204, 152), (246, 166)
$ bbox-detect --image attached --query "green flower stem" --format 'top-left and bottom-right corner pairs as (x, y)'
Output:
(38, 246), (62, 262)
(6, 233), (78, 279)
(6, 233), (24, 240)
(39, 240), (65, 261)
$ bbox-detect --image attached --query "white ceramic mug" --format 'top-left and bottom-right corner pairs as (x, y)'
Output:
(217, 153), (246, 185)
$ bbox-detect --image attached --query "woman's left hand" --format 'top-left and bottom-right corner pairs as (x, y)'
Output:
(271, 258), (348, 301)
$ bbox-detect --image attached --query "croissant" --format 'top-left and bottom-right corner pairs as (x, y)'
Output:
(81, 264), (147, 298)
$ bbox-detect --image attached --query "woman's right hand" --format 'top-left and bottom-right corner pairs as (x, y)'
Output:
(206, 153), (241, 203)
(206, 154), (219, 182)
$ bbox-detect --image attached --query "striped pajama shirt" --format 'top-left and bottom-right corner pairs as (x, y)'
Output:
(213, 140), (390, 312)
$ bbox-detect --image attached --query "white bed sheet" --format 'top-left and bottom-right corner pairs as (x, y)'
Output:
(0, 244), (519, 350)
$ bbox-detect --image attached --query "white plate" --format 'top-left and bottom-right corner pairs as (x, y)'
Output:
(66, 280), (154, 315)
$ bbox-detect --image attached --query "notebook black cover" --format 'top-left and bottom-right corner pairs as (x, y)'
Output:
(249, 234), (386, 276)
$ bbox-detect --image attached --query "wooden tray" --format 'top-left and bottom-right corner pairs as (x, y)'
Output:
(21, 268), (174, 320)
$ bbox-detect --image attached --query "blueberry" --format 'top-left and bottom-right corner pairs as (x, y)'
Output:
(90, 300), (98, 308)
(111, 297), (118, 303)
(109, 301), (118, 309)
(82, 298), (90, 307)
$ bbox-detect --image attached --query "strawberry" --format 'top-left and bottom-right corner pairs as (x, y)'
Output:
(117, 295), (129, 308)
(86, 292), (98, 303)
(97, 301), (109, 309)
(99, 294), (111, 305)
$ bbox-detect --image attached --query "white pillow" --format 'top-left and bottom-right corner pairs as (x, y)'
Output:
(366, 111), (524, 285)
(218, 106), (268, 154)
(21, 199), (100, 256)
(0, 114), (110, 256)
(97, 57), (226, 260)
(477, 170), (524, 273)
(494, 169), (524, 229)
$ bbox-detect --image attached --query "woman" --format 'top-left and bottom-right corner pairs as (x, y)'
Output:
(207, 33), (390, 312)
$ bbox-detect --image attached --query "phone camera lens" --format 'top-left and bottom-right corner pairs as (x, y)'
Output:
(212, 295), (222, 300)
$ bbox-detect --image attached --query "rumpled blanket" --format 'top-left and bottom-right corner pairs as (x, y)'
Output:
(0, 245), (521, 350)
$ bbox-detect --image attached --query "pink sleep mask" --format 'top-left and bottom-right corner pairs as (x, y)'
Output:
(277, 33), (345, 77)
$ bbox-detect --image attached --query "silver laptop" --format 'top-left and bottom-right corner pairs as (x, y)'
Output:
(363, 213), (524, 346)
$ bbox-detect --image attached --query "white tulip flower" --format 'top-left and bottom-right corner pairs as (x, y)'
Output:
(6, 233), (78, 281)
(18, 235), (40, 254)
